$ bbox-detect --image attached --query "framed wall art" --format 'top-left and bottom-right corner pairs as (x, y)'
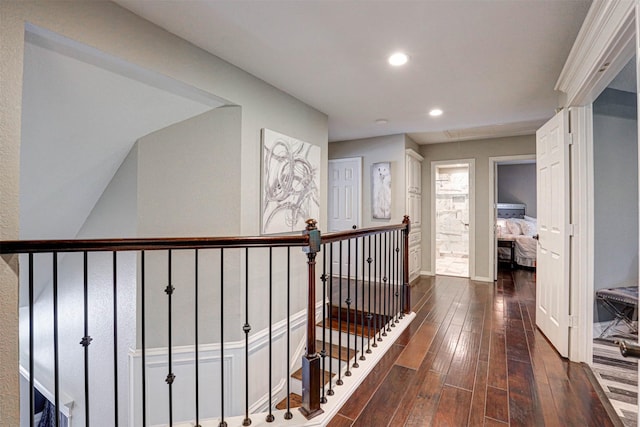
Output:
(261, 129), (320, 234)
(371, 162), (391, 219)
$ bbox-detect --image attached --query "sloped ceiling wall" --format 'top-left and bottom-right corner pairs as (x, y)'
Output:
(20, 29), (222, 239)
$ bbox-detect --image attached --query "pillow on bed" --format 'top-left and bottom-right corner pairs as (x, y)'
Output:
(505, 219), (523, 235)
(524, 215), (537, 222)
(520, 220), (537, 236)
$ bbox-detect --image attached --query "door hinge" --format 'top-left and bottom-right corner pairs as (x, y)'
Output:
(568, 133), (574, 146)
(568, 224), (575, 237)
(568, 315), (578, 328)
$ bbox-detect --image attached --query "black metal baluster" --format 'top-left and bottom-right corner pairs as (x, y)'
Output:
(220, 249), (227, 427)
(53, 252), (60, 427)
(399, 229), (405, 319)
(345, 239), (351, 377)
(166, 250), (175, 426)
(390, 232), (394, 325)
(266, 247), (274, 422)
(243, 248), (251, 426)
(29, 253), (34, 427)
(395, 230), (401, 323)
(388, 232), (393, 331)
(81, 251), (92, 426)
(113, 252), (119, 426)
(373, 234), (380, 346)
(194, 250), (200, 427)
(327, 243), (334, 396)
(352, 237), (359, 369)
(365, 237), (372, 355)
(320, 244), (328, 403)
(360, 237), (366, 361)
(391, 231), (397, 326)
(337, 241), (343, 386)
(389, 231), (396, 328)
(285, 247), (293, 420)
(377, 235), (383, 342)
(382, 233), (389, 336)
(141, 251), (147, 427)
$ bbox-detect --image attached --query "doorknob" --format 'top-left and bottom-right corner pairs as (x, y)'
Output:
(533, 234), (539, 240)
(352, 225), (357, 230)
(618, 340), (640, 359)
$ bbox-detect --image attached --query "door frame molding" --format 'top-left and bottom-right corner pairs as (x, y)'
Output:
(488, 154), (536, 282)
(328, 157), (363, 232)
(430, 159), (476, 279)
(568, 106), (594, 364)
(556, 1), (637, 363)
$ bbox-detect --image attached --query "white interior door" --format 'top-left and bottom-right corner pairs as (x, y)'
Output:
(536, 110), (570, 358)
(328, 158), (361, 277)
(328, 158), (361, 232)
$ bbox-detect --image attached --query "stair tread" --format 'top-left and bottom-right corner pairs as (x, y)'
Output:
(318, 317), (381, 336)
(275, 393), (302, 410)
(291, 367), (335, 385)
(315, 340), (358, 362)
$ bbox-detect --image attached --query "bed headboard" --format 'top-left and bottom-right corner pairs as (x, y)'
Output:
(497, 203), (526, 219)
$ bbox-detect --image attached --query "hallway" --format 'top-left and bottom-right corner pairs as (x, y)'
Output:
(328, 270), (615, 426)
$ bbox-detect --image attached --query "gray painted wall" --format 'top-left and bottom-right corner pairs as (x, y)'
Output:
(593, 91), (638, 305)
(497, 163), (537, 217)
(329, 134), (407, 227)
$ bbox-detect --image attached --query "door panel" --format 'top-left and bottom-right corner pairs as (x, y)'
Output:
(328, 159), (361, 232)
(328, 158), (362, 277)
(536, 110), (570, 358)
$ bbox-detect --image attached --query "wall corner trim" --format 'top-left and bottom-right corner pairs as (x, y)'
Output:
(556, 1), (636, 106)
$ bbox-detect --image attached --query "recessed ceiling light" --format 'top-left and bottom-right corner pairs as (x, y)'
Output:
(388, 52), (408, 66)
(375, 118), (388, 124)
(429, 108), (443, 117)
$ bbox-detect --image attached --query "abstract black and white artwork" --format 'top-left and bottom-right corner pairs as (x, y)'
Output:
(372, 162), (391, 219)
(261, 129), (320, 234)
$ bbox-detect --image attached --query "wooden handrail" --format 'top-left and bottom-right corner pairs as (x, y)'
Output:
(0, 235), (309, 254)
(320, 223), (407, 244)
(0, 223), (409, 254)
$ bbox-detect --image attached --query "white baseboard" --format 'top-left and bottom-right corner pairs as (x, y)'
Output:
(174, 311), (417, 427)
(130, 300), (324, 426)
(471, 276), (493, 283)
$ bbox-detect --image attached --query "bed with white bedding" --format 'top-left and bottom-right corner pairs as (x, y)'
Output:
(496, 204), (537, 268)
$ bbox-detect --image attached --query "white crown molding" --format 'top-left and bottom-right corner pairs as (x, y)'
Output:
(556, 0), (636, 106)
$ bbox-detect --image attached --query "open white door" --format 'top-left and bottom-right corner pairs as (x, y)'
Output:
(536, 110), (571, 358)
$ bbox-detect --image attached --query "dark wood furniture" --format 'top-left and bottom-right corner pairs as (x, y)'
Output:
(497, 238), (515, 269)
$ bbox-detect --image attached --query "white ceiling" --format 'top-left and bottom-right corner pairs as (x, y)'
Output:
(21, 30), (221, 239)
(114, 0), (592, 143)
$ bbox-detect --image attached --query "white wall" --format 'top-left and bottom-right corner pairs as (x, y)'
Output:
(79, 145), (139, 239)
(1, 2), (328, 424)
(420, 135), (536, 280)
(329, 134), (407, 227)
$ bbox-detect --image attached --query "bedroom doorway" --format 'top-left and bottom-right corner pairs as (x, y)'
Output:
(489, 155), (537, 281)
(432, 160), (474, 277)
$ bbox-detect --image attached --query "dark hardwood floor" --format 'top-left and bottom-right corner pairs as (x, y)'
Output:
(327, 269), (616, 427)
